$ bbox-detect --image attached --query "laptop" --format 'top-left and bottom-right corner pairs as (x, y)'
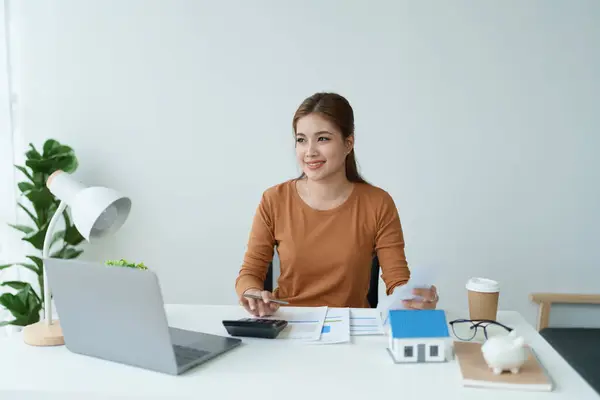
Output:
(45, 258), (242, 375)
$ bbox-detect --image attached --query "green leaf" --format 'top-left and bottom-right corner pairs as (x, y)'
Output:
(0, 285), (41, 326)
(15, 165), (33, 182)
(50, 247), (64, 258)
(42, 139), (61, 157)
(54, 155), (79, 173)
(49, 229), (66, 249)
(47, 143), (71, 154)
(28, 301), (42, 318)
(8, 224), (34, 234)
(11, 317), (36, 326)
(17, 203), (40, 228)
(35, 204), (55, 229)
(25, 158), (56, 175)
(55, 145), (75, 156)
(17, 181), (35, 193)
(17, 312), (41, 326)
(52, 247), (83, 259)
(66, 248), (83, 259)
(0, 263), (15, 271)
(18, 203), (39, 227)
(20, 283), (41, 305)
(64, 225), (84, 246)
(15, 263), (39, 275)
(32, 171), (45, 186)
(25, 187), (54, 211)
(23, 228), (46, 250)
(25, 143), (41, 160)
(62, 209), (71, 227)
(16, 288), (29, 306)
(0, 320), (16, 327)
(47, 144), (74, 159)
(1, 281), (29, 291)
(0, 292), (21, 311)
(46, 202), (59, 226)
(26, 256), (43, 271)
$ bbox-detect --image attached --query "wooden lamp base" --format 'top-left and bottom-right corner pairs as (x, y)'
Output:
(23, 320), (65, 346)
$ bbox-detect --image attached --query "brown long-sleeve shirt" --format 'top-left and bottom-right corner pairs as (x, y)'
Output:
(235, 179), (411, 308)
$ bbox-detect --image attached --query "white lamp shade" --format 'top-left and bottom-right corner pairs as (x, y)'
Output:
(47, 171), (131, 242)
(70, 187), (131, 241)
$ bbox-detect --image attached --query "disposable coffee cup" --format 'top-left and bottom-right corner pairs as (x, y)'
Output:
(466, 278), (500, 321)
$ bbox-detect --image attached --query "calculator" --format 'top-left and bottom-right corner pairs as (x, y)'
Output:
(222, 318), (288, 339)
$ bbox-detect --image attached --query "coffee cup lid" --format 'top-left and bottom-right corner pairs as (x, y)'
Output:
(466, 277), (499, 293)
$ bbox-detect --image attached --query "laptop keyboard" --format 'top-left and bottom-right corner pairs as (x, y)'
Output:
(173, 344), (210, 365)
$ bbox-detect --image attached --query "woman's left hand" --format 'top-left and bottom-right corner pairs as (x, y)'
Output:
(402, 285), (439, 310)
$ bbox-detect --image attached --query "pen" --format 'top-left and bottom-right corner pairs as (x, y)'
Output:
(243, 293), (289, 305)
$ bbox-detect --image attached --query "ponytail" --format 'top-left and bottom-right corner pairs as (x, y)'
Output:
(345, 149), (367, 184)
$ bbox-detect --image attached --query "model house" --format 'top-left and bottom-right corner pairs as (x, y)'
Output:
(387, 309), (451, 363)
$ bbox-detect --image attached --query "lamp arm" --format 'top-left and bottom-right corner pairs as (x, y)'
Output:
(42, 201), (68, 324)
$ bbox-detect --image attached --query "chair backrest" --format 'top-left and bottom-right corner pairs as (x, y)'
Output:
(264, 256), (381, 308)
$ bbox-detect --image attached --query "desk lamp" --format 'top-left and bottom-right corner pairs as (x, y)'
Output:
(22, 170), (131, 346)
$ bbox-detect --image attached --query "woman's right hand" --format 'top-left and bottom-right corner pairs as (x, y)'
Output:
(240, 288), (280, 317)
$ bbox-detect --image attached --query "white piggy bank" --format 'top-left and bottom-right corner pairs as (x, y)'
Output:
(481, 330), (527, 375)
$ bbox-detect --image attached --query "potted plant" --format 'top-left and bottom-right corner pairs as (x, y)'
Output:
(0, 139), (84, 332)
(105, 259), (148, 270)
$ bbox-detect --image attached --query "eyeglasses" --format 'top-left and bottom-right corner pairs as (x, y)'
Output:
(449, 319), (513, 341)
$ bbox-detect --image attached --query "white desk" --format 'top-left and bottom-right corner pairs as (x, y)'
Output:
(0, 305), (597, 399)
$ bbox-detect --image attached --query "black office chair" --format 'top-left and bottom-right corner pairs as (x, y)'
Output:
(264, 256), (381, 308)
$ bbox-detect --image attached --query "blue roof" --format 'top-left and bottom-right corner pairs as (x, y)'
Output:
(389, 310), (450, 338)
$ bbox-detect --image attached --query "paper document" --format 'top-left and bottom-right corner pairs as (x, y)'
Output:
(312, 307), (350, 344)
(269, 306), (327, 341)
(377, 265), (435, 325)
(349, 308), (384, 336)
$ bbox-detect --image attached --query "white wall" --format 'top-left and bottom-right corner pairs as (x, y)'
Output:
(0, 2), (14, 263)
(6, 0), (600, 327)
(0, 0), (20, 325)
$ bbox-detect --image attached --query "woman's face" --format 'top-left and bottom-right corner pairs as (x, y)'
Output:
(295, 113), (353, 182)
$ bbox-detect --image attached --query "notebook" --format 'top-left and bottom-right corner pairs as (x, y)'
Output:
(453, 341), (553, 392)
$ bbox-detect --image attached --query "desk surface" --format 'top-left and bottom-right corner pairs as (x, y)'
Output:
(0, 305), (597, 399)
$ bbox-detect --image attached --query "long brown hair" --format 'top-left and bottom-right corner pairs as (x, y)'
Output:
(292, 92), (367, 184)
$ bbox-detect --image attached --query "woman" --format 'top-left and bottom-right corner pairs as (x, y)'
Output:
(235, 92), (438, 317)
